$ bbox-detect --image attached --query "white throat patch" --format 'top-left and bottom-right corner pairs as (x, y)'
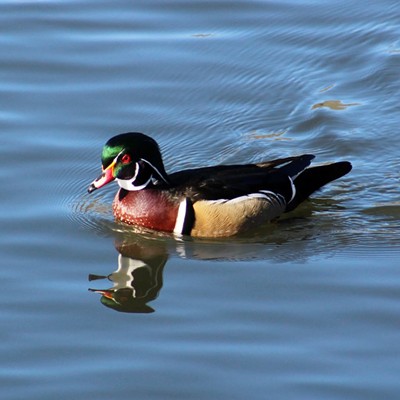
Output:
(116, 158), (168, 191)
(117, 175), (152, 191)
(117, 161), (152, 190)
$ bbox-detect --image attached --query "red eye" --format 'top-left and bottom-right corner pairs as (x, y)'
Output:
(121, 154), (131, 164)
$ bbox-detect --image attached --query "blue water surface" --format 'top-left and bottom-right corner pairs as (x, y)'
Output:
(1, 1), (400, 399)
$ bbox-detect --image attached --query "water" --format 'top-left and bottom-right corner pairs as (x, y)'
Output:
(1, 0), (400, 398)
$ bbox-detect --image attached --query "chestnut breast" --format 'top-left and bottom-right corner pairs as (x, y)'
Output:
(113, 189), (179, 232)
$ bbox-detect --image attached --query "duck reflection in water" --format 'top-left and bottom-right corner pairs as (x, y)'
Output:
(89, 237), (168, 313)
(89, 201), (351, 314)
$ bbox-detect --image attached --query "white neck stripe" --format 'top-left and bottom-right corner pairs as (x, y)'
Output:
(140, 158), (169, 184)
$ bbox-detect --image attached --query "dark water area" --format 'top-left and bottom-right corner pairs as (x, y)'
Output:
(1, 1), (400, 399)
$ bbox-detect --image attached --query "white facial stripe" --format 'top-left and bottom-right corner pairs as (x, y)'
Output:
(112, 150), (124, 164)
(132, 162), (139, 181)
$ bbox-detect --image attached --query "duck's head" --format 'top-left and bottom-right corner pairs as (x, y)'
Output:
(88, 132), (169, 193)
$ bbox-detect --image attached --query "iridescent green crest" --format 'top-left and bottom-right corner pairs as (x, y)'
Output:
(101, 145), (123, 167)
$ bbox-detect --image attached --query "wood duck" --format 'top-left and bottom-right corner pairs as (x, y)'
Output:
(88, 132), (352, 237)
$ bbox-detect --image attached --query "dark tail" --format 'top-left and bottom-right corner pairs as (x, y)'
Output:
(286, 161), (352, 212)
(278, 154), (315, 177)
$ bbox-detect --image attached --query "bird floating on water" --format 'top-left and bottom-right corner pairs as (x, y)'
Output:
(88, 132), (352, 237)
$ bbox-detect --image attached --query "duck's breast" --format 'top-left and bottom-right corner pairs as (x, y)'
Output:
(113, 189), (179, 232)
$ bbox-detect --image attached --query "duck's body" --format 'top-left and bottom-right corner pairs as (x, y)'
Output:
(88, 132), (352, 237)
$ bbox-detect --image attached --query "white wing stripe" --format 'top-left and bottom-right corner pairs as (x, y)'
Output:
(206, 191), (287, 207)
(288, 176), (296, 203)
